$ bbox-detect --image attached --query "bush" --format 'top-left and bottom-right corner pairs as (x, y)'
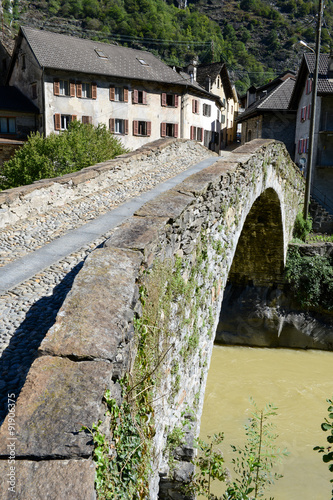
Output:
(293, 212), (312, 241)
(285, 246), (333, 310)
(0, 121), (128, 190)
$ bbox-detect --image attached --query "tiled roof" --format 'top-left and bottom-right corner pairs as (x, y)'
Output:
(304, 53), (333, 93)
(21, 26), (188, 85)
(237, 77), (296, 121)
(196, 62), (224, 86)
(0, 85), (39, 113)
(196, 62), (234, 99)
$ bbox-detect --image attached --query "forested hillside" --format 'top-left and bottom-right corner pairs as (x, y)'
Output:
(1, 0), (332, 93)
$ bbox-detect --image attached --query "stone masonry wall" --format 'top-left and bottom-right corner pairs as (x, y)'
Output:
(0, 139), (304, 499)
(0, 138), (212, 230)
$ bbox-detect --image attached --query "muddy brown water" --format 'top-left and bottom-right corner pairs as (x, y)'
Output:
(200, 345), (333, 499)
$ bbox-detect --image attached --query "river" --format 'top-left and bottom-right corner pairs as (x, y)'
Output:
(200, 345), (333, 499)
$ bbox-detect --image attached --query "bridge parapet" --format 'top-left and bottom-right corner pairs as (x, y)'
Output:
(0, 139), (304, 498)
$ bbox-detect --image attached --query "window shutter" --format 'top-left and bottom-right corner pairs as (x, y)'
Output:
(174, 123), (178, 138)
(71, 115), (77, 122)
(76, 82), (82, 98)
(199, 128), (203, 141)
(161, 93), (167, 106)
(143, 91), (147, 105)
(54, 80), (60, 96)
(190, 126), (194, 140)
(307, 104), (311, 120)
(147, 121), (151, 136)
(161, 122), (166, 137)
(306, 138), (309, 152)
(54, 113), (61, 130)
(92, 83), (97, 100)
(132, 89), (138, 104)
(70, 81), (75, 97)
(124, 120), (129, 135)
(124, 88), (128, 102)
(192, 99), (196, 113)
(82, 116), (92, 124)
(133, 120), (138, 136)
(109, 118), (115, 133)
(175, 95), (179, 108)
(110, 87), (115, 101)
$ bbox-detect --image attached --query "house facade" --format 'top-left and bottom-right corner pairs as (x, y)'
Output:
(7, 27), (224, 153)
(236, 72), (296, 157)
(290, 53), (333, 210)
(196, 62), (239, 148)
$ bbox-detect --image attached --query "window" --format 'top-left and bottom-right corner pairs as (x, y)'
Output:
(192, 99), (199, 114)
(110, 87), (128, 102)
(0, 117), (16, 134)
(306, 79), (313, 94)
(161, 122), (178, 138)
(300, 106), (307, 122)
(133, 120), (151, 136)
(22, 54), (26, 70)
(31, 82), (37, 100)
(217, 76), (220, 88)
(95, 49), (108, 59)
(82, 116), (92, 125)
(132, 89), (147, 104)
(203, 104), (211, 117)
(190, 126), (203, 141)
(109, 118), (129, 135)
(54, 114), (77, 131)
(76, 82), (97, 99)
(54, 79), (75, 97)
(60, 80), (69, 96)
(307, 104), (311, 120)
(161, 93), (179, 107)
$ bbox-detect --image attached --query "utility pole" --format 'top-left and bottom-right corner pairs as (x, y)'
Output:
(303, 0), (324, 220)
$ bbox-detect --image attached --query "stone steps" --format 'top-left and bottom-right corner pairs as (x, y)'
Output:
(309, 196), (333, 233)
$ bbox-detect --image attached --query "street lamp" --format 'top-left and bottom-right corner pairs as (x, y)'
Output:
(299, 40), (315, 53)
(303, 0), (324, 221)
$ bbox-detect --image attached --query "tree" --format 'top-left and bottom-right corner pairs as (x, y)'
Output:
(0, 121), (128, 190)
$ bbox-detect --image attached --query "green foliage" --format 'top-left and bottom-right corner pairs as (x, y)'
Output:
(81, 389), (149, 499)
(293, 212), (312, 242)
(314, 396), (333, 500)
(307, 233), (333, 243)
(184, 400), (287, 500)
(184, 432), (227, 498)
(284, 246), (333, 310)
(0, 121), (127, 190)
(223, 400), (288, 499)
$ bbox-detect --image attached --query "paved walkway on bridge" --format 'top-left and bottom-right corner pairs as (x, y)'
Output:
(0, 156), (219, 295)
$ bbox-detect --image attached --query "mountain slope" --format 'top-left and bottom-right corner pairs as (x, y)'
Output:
(1, 0), (332, 92)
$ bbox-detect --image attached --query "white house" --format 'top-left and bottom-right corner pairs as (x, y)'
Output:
(7, 26), (224, 153)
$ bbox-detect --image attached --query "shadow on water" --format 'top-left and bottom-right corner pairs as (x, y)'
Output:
(216, 283), (333, 350)
(0, 261), (85, 426)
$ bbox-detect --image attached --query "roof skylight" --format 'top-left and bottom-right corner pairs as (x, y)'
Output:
(95, 48), (108, 59)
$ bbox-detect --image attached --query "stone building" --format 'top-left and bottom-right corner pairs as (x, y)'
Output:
(196, 62), (239, 148)
(237, 71), (296, 157)
(7, 26), (224, 152)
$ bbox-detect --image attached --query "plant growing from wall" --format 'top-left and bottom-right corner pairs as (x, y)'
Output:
(313, 396), (333, 500)
(81, 386), (151, 499)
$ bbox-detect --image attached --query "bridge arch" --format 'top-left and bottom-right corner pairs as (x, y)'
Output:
(229, 187), (285, 287)
(0, 140), (304, 498)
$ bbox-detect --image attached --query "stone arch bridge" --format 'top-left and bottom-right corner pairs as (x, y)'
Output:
(0, 139), (304, 499)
